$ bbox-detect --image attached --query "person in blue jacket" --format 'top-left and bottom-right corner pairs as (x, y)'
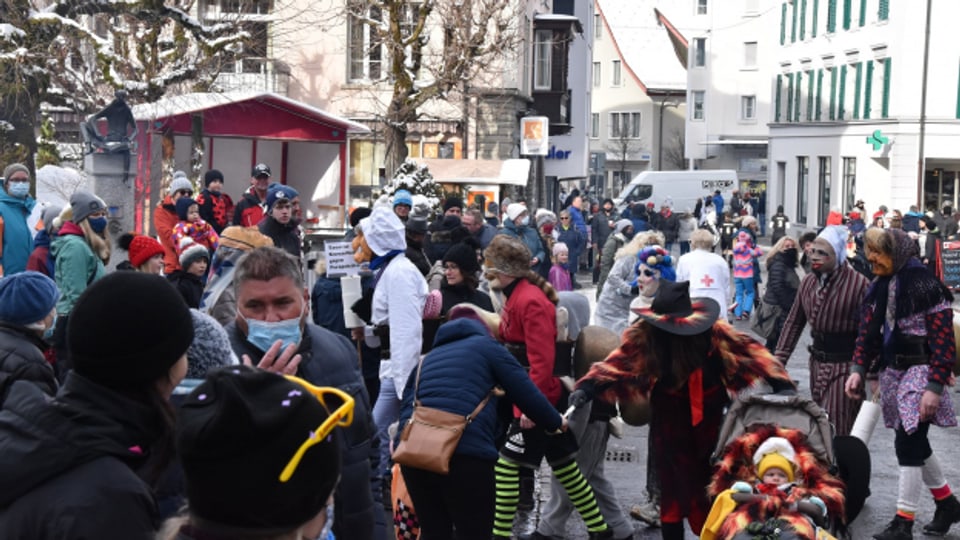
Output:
(0, 164), (36, 276)
(501, 203), (548, 277)
(397, 311), (565, 540)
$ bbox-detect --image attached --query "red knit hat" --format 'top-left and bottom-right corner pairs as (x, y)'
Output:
(128, 235), (165, 268)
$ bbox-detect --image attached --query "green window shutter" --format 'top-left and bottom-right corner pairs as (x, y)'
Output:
(879, 0), (889, 21)
(853, 62), (863, 119)
(838, 65), (847, 119)
(807, 70), (815, 121)
(859, 0), (867, 26)
(787, 73), (795, 122)
(843, 0), (851, 30)
(791, 0), (798, 42)
(864, 60), (874, 119)
(795, 71), (803, 122)
(776, 74), (783, 122)
(829, 67), (837, 119)
(780, 3), (787, 45)
(882, 57), (892, 118)
(827, 0), (837, 32)
(816, 69), (823, 120)
(956, 59), (960, 119)
(812, 0), (819, 37)
(800, 0), (807, 39)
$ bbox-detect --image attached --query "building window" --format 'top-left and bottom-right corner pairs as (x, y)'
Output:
(591, 113), (600, 138)
(612, 60), (622, 86)
(348, 4), (382, 81)
(533, 29), (552, 90)
(592, 62), (601, 87)
(743, 41), (757, 68)
(609, 112), (641, 139)
(692, 91), (705, 120)
(798, 156), (809, 223)
(218, 0), (271, 13)
(594, 13), (602, 39)
(697, 0), (708, 15)
(693, 38), (706, 67)
(842, 157), (856, 211)
(741, 95), (756, 120)
(818, 156), (831, 225)
(879, 0), (889, 20)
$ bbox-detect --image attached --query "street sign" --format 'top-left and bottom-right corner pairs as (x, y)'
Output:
(521, 116), (550, 156)
(866, 129), (889, 151)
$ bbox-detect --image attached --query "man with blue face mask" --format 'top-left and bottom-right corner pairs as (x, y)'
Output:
(0, 163), (37, 276)
(225, 246), (381, 540)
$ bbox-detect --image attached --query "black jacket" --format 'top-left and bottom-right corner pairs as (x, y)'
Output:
(0, 374), (162, 539)
(763, 251), (800, 312)
(439, 280), (494, 316)
(167, 270), (203, 309)
(0, 324), (57, 399)
(258, 217), (301, 258)
(227, 322), (379, 540)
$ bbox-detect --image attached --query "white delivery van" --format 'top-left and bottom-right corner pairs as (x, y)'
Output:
(613, 170), (738, 214)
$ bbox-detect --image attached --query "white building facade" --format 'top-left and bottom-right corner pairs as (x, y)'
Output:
(589, 0), (690, 200)
(768, 0), (960, 228)
(684, 0), (778, 196)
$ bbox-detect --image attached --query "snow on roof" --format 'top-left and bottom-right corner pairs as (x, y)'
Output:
(131, 92), (370, 133)
(534, 13), (581, 22)
(596, 0), (693, 92)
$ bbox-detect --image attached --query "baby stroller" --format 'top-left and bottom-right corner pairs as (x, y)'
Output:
(702, 391), (871, 540)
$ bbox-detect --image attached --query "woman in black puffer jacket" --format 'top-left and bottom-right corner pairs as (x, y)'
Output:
(762, 236), (801, 350)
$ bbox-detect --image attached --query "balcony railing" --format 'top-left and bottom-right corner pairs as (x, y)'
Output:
(215, 57), (291, 95)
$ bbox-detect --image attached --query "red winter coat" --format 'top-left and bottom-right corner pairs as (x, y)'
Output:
(154, 197), (180, 274)
(499, 278), (560, 410)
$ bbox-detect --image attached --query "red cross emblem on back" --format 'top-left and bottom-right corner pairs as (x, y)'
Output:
(700, 274), (715, 287)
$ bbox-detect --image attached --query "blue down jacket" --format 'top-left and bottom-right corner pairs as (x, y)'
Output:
(397, 318), (562, 462)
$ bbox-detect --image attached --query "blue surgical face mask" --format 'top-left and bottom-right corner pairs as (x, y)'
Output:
(304, 503), (335, 540)
(243, 300), (305, 352)
(7, 182), (29, 199)
(519, 216), (530, 227)
(43, 314), (57, 341)
(87, 216), (107, 233)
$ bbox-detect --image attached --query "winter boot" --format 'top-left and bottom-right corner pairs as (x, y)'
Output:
(873, 515), (913, 540)
(586, 529), (613, 540)
(923, 495), (960, 536)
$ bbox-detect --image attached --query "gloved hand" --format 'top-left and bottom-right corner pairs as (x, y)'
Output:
(807, 496), (827, 517)
(731, 481), (752, 493)
(568, 389), (590, 409)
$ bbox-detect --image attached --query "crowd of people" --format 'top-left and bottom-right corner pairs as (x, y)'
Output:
(1, 158), (959, 540)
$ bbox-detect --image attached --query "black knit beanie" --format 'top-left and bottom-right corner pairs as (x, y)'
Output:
(177, 366), (341, 532)
(204, 169), (224, 187)
(68, 272), (194, 389)
(443, 197), (464, 213)
(443, 242), (480, 274)
(176, 197), (198, 221)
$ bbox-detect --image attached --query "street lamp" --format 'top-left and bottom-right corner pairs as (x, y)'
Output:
(658, 100), (679, 171)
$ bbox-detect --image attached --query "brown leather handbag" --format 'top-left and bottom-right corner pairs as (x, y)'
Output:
(392, 358), (492, 475)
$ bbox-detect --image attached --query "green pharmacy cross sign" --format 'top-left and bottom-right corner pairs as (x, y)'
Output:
(866, 129), (889, 151)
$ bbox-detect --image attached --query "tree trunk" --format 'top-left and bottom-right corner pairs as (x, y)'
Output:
(383, 121), (409, 183)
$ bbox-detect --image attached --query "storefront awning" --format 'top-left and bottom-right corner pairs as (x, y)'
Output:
(417, 158), (531, 186)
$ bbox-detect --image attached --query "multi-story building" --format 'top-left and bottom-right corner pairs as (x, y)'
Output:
(197, 0), (591, 207)
(684, 0), (777, 194)
(590, 0), (689, 199)
(768, 0), (960, 228)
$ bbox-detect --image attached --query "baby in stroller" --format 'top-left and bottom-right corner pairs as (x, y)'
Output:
(701, 425), (846, 540)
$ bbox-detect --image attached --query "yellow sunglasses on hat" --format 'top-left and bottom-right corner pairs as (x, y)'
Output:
(278, 375), (355, 483)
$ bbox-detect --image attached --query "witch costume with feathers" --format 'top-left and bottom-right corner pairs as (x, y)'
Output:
(569, 281), (795, 540)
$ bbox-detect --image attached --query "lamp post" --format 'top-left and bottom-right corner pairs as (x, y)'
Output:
(658, 100), (679, 171)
